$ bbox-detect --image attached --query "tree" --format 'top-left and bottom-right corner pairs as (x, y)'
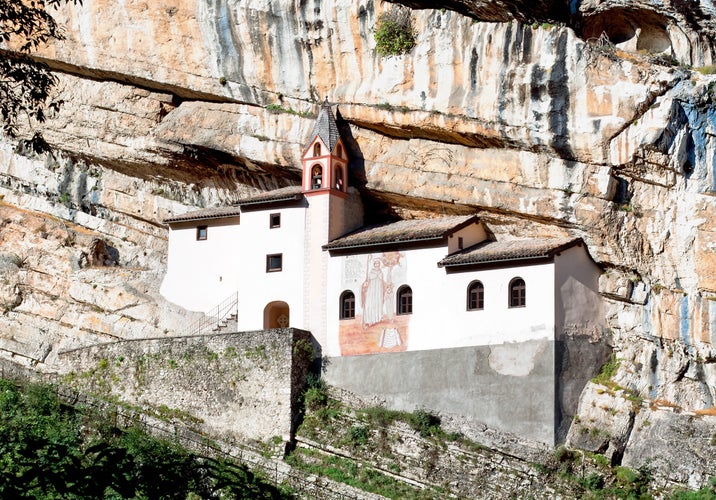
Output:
(0, 0), (81, 151)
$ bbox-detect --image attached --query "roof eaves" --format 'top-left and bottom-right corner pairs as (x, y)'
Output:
(438, 253), (552, 268)
(544, 238), (583, 256)
(164, 209), (241, 224)
(238, 193), (303, 207)
(324, 234), (446, 252)
(437, 238), (584, 268)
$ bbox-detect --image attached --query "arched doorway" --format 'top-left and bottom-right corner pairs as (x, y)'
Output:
(263, 301), (290, 329)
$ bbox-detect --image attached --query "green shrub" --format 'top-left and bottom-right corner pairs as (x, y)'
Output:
(374, 8), (416, 56)
(613, 464), (652, 497)
(303, 386), (328, 411)
(554, 445), (575, 464)
(360, 406), (404, 427)
(0, 378), (290, 498)
(348, 425), (370, 446)
(407, 409), (441, 438)
(581, 472), (604, 491)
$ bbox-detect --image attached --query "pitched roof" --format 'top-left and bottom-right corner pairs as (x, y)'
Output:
(235, 185), (303, 207)
(164, 186), (303, 224)
(309, 100), (341, 152)
(324, 215), (478, 251)
(438, 237), (583, 268)
(164, 206), (242, 224)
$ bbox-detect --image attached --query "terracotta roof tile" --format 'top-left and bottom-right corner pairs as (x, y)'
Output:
(325, 215), (477, 251)
(164, 206), (242, 224)
(164, 186), (303, 224)
(236, 185), (303, 206)
(438, 237), (582, 267)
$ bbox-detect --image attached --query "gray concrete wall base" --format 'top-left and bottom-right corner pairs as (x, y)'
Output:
(324, 340), (558, 445)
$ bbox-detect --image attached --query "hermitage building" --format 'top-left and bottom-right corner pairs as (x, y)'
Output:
(160, 102), (608, 444)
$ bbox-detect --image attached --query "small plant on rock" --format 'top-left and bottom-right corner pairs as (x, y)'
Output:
(374, 7), (416, 57)
(302, 374), (329, 411)
(408, 409), (442, 438)
(347, 425), (370, 447)
(592, 353), (620, 387)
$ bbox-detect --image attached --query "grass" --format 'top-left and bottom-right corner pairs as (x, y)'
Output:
(695, 65), (716, 75)
(592, 353), (620, 387)
(265, 103), (315, 118)
(285, 448), (441, 499)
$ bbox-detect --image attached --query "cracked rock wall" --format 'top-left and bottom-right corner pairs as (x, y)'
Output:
(0, 0), (715, 486)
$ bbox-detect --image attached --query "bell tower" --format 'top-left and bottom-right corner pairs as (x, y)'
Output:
(302, 99), (361, 347)
(301, 100), (349, 199)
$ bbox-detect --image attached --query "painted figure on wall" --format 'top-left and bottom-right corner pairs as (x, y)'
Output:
(362, 259), (385, 326)
(339, 251), (410, 356)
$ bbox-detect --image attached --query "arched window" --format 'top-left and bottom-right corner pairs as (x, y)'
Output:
(509, 278), (526, 308)
(339, 290), (355, 320)
(467, 281), (484, 311)
(334, 167), (344, 191)
(313, 143), (321, 157)
(397, 285), (413, 315)
(311, 165), (323, 189)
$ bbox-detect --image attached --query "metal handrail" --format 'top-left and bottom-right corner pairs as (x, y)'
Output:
(178, 292), (238, 337)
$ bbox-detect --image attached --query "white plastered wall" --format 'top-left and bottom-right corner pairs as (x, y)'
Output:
(325, 244), (556, 356)
(236, 205), (307, 330)
(160, 217), (242, 313)
(447, 222), (488, 254)
(413, 251), (556, 350)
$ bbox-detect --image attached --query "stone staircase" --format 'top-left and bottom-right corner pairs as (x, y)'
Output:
(179, 292), (239, 337)
(211, 312), (238, 334)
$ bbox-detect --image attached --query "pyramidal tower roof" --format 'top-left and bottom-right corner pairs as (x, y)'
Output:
(309, 99), (341, 152)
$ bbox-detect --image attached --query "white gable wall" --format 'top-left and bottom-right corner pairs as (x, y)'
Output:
(236, 205), (307, 330)
(447, 222), (488, 254)
(160, 217), (242, 313)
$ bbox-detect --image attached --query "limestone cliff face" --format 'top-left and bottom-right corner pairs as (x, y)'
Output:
(0, 0), (715, 486)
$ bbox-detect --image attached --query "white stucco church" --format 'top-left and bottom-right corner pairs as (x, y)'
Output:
(160, 102), (607, 443)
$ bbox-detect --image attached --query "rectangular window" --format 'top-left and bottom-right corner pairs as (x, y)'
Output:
(196, 226), (208, 241)
(458, 236), (464, 250)
(266, 253), (283, 272)
(270, 213), (281, 228)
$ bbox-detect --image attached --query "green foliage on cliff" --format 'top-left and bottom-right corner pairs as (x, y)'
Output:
(374, 8), (416, 57)
(592, 353), (620, 386)
(0, 1), (83, 151)
(0, 378), (290, 498)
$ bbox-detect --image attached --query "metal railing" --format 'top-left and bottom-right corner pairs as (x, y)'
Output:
(178, 292), (238, 337)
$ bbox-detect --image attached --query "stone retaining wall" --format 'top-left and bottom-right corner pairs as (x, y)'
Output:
(55, 328), (314, 443)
